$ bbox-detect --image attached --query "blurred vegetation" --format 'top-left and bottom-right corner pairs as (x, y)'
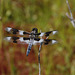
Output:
(0, 0), (2, 48)
(0, 0), (75, 75)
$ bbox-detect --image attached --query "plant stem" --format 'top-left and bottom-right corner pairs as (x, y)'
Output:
(38, 43), (42, 75)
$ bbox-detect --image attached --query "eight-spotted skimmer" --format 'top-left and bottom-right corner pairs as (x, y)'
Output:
(4, 27), (58, 56)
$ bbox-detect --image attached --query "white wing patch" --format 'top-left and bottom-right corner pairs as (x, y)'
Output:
(39, 33), (45, 37)
(5, 27), (12, 32)
(19, 37), (24, 42)
(33, 39), (44, 45)
(39, 39), (44, 43)
(33, 40), (39, 45)
(19, 30), (24, 35)
(25, 40), (30, 44)
(19, 37), (29, 44)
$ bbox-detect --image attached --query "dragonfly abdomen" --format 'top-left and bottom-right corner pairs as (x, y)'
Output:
(26, 43), (33, 56)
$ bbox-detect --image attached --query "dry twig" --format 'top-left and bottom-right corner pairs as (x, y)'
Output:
(66, 0), (75, 27)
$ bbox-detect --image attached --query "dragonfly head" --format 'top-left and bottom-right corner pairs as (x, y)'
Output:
(32, 28), (38, 33)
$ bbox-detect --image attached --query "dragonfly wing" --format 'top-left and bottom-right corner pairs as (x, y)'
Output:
(5, 27), (30, 35)
(4, 37), (30, 44)
(35, 31), (58, 37)
(45, 31), (58, 37)
(33, 38), (57, 45)
(44, 39), (58, 45)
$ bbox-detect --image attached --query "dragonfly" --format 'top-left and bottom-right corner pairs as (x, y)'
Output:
(4, 27), (58, 56)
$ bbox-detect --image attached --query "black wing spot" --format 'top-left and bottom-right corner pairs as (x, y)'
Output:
(34, 38), (40, 41)
(23, 37), (26, 40)
(23, 37), (30, 40)
(12, 28), (19, 34)
(23, 32), (27, 34)
(13, 41), (17, 43)
(12, 37), (19, 43)
(44, 42), (48, 45)
(44, 39), (51, 45)
(45, 31), (52, 37)
(12, 37), (19, 40)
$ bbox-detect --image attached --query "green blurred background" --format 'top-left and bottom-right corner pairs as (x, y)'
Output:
(0, 0), (75, 75)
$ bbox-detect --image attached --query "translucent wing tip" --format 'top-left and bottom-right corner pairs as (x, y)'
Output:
(52, 40), (58, 44)
(52, 31), (58, 35)
(5, 27), (12, 32)
(4, 37), (11, 41)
